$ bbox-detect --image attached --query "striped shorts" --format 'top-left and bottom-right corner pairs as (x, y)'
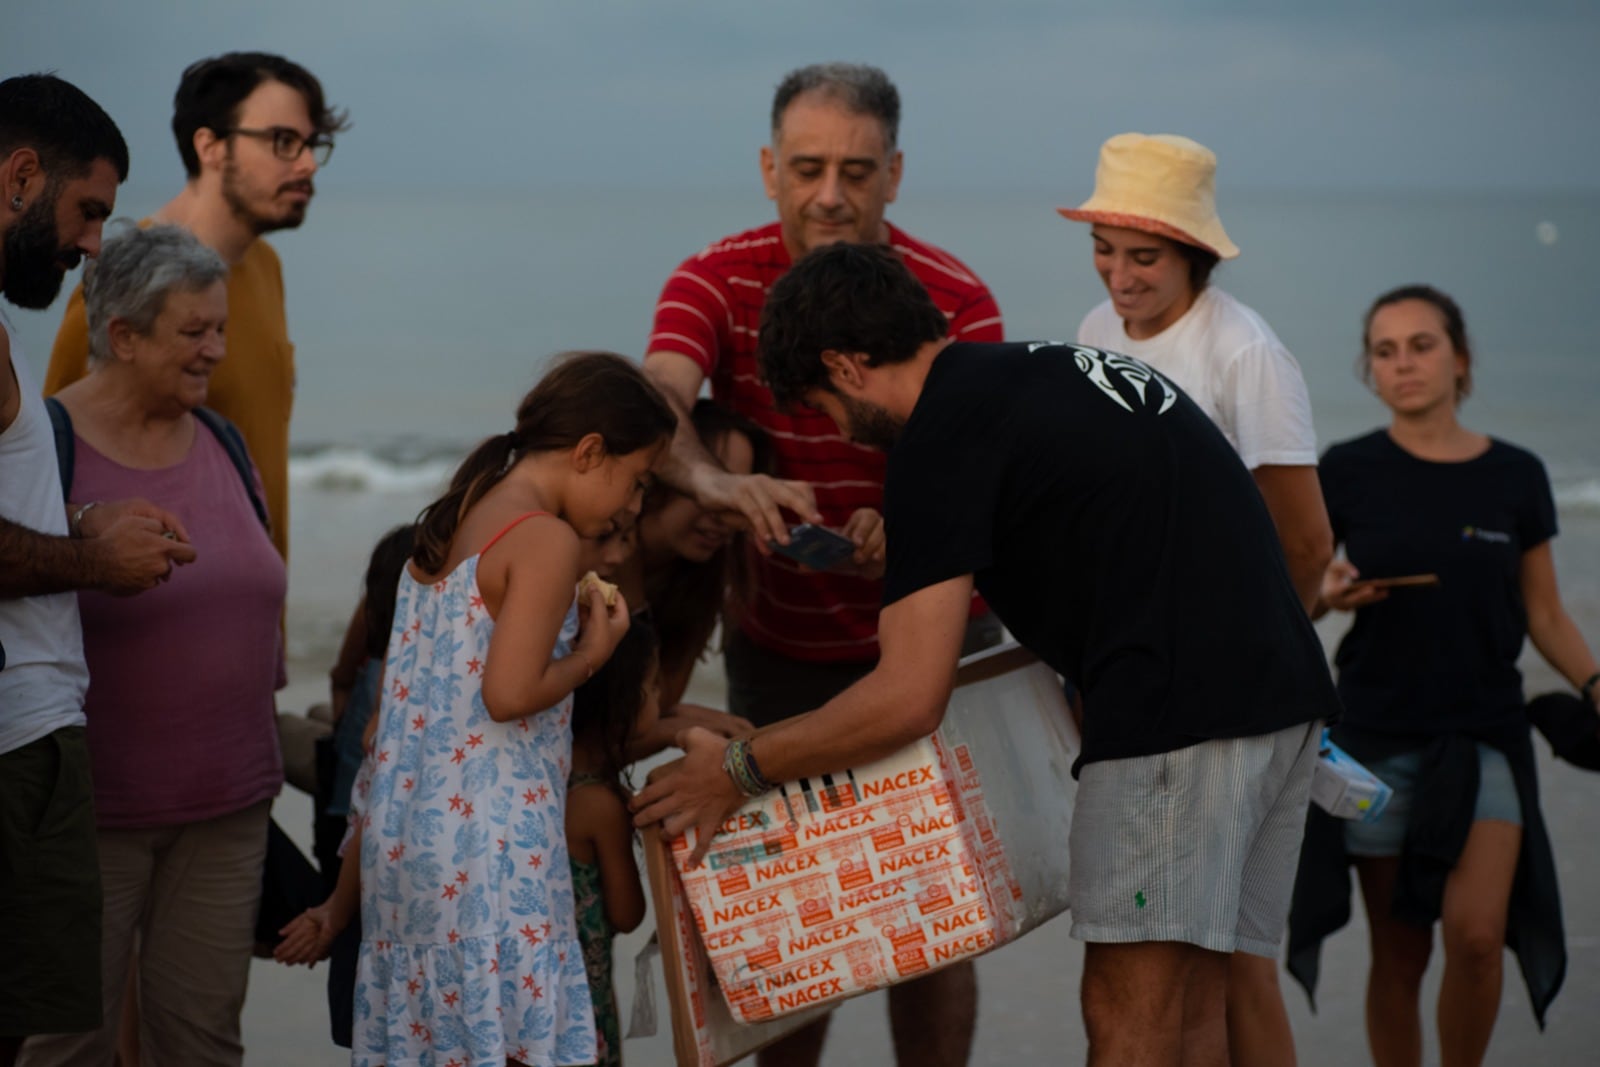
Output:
(1068, 720), (1320, 958)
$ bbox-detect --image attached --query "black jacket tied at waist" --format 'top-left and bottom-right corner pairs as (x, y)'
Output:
(1286, 718), (1565, 1028)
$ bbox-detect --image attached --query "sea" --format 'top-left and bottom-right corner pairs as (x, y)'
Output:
(7, 185), (1598, 681)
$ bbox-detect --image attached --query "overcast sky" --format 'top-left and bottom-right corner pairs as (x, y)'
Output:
(9, 1), (1599, 195)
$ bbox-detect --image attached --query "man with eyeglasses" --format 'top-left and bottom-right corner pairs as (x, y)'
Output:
(44, 52), (349, 562)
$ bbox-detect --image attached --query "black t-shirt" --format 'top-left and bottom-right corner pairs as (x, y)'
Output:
(883, 342), (1340, 768)
(1321, 430), (1557, 734)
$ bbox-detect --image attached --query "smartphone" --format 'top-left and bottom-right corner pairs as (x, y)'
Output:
(1349, 573), (1441, 592)
(770, 523), (857, 570)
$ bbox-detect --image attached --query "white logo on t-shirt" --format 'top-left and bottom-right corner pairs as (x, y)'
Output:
(1036, 342), (1177, 415)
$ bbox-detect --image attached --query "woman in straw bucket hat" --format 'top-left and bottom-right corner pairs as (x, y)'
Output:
(1063, 132), (1332, 1066)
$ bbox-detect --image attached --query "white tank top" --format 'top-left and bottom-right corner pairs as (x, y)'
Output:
(0, 309), (88, 753)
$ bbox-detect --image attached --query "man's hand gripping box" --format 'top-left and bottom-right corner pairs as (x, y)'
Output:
(669, 645), (1079, 1023)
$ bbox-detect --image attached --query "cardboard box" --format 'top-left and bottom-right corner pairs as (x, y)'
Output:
(1310, 734), (1394, 823)
(665, 644), (1079, 1031)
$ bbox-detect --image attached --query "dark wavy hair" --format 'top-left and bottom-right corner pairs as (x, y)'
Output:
(172, 52), (350, 177)
(412, 352), (677, 573)
(572, 618), (659, 786)
(1359, 284), (1474, 402)
(0, 73), (128, 183)
(362, 524), (418, 658)
(758, 242), (947, 411)
(643, 401), (772, 687)
(1174, 239), (1221, 292)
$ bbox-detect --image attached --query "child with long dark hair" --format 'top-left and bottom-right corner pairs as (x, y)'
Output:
(565, 622), (660, 1066)
(277, 352), (675, 1067)
(618, 401), (767, 757)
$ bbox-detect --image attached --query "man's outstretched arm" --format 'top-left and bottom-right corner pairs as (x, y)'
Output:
(631, 574), (974, 861)
(0, 502), (195, 598)
(644, 350), (821, 546)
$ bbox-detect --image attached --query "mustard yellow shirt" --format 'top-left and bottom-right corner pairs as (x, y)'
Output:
(45, 238), (294, 561)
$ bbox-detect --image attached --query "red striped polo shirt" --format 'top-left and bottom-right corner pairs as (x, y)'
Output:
(647, 221), (1004, 662)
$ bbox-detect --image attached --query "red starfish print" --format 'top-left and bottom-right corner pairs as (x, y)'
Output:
(527, 853), (543, 869)
(445, 1057), (462, 1067)
(522, 788), (537, 805)
(448, 793), (464, 812)
(433, 580), (448, 594)
(403, 777), (414, 791)
(467, 657), (482, 675)
(466, 733), (484, 748)
(411, 715), (426, 731)
(461, 802), (475, 818)
(516, 1048), (529, 1062)
(394, 683), (410, 701)
(447, 928), (459, 944)
(497, 838), (506, 852)
(400, 630), (410, 645)
(441, 883), (459, 901)
(470, 594), (484, 611)
(536, 784), (550, 802)
(376, 750), (389, 763)
(466, 612), (476, 626)
(409, 1020), (424, 1035)
(489, 957), (500, 974)
(521, 974), (536, 990)
(520, 923), (541, 946)
(541, 921), (552, 938)
(532, 982), (544, 1000)
(455, 870), (469, 885)
(407, 979), (420, 996)
(412, 618), (422, 633)
(387, 844), (404, 862)
(450, 747), (465, 764)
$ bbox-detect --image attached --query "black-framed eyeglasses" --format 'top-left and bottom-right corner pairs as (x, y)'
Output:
(223, 126), (335, 166)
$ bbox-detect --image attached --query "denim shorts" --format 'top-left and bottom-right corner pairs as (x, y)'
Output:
(1344, 742), (1522, 857)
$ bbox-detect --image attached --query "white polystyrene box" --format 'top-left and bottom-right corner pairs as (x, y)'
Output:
(669, 645), (1079, 1022)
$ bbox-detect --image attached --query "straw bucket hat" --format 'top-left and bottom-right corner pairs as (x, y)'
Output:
(1058, 133), (1240, 260)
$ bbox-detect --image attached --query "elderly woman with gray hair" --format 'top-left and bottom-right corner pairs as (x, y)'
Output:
(19, 225), (286, 1067)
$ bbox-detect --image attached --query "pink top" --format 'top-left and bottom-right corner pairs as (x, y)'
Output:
(72, 419), (287, 828)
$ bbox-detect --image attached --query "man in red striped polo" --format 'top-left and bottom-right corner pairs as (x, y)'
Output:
(643, 62), (1001, 1067)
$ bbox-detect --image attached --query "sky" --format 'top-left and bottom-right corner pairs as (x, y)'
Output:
(8, 1), (1600, 197)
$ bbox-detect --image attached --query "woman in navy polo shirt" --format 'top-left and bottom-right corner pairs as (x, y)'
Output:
(1290, 285), (1599, 1067)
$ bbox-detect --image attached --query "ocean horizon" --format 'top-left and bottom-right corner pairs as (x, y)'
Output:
(7, 185), (1597, 665)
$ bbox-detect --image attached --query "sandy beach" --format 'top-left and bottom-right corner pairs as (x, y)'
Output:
(249, 508), (1600, 1064)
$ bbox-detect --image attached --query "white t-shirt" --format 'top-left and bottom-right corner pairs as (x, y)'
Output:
(1077, 287), (1318, 470)
(0, 310), (89, 754)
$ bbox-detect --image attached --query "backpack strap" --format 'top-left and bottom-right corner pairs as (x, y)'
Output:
(43, 396), (74, 499)
(40, 399), (268, 534)
(192, 406), (270, 532)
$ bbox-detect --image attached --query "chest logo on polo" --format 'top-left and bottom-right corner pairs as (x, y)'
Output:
(1461, 525), (1511, 544)
(1042, 343), (1178, 416)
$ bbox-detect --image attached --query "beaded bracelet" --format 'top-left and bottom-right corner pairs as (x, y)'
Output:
(1582, 671), (1600, 706)
(722, 738), (773, 798)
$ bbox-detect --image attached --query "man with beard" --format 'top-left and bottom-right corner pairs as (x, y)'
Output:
(46, 52), (348, 560)
(634, 243), (1342, 1067)
(642, 63), (1002, 1067)
(0, 73), (196, 1067)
